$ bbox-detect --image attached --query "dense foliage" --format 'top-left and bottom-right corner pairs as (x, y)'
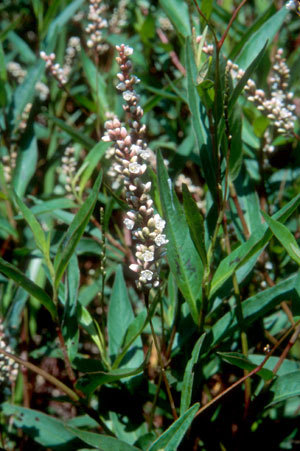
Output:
(1, 0), (300, 449)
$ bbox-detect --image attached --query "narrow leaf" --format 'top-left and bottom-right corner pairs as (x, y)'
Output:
(13, 191), (48, 256)
(148, 403), (199, 451)
(262, 211), (300, 266)
(49, 115), (95, 150)
(218, 352), (274, 380)
(182, 184), (207, 265)
(65, 426), (140, 451)
(54, 171), (102, 287)
(180, 334), (206, 415)
(0, 258), (56, 319)
(157, 151), (203, 324)
(210, 193), (300, 296)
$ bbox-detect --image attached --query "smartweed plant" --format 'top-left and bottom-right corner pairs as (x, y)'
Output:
(0, 0), (300, 450)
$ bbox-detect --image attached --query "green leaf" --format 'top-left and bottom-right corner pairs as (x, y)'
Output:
(148, 403), (199, 451)
(210, 193), (300, 296)
(209, 274), (299, 348)
(159, 0), (191, 37)
(108, 266), (143, 368)
(0, 218), (18, 239)
(49, 115), (95, 150)
(229, 42), (268, 112)
(268, 371), (300, 406)
(9, 60), (44, 127)
(64, 254), (80, 361)
(157, 151), (203, 324)
(45, 0), (85, 46)
(1, 403), (81, 449)
(12, 131), (38, 197)
(13, 191), (48, 257)
(54, 171), (102, 287)
(185, 38), (217, 199)
(180, 334), (206, 415)
(7, 31), (36, 64)
(218, 352), (274, 380)
(236, 7), (289, 69)
(0, 258), (56, 319)
(182, 184), (207, 265)
(75, 348), (150, 396)
(78, 305), (107, 363)
(65, 426), (140, 451)
(78, 141), (109, 196)
(262, 211), (300, 266)
(80, 49), (108, 119)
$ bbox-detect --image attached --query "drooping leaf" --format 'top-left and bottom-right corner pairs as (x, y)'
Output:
(157, 151), (203, 324)
(65, 425), (140, 451)
(0, 258), (57, 319)
(13, 190), (48, 257)
(13, 128), (38, 197)
(49, 115), (95, 150)
(262, 211), (300, 266)
(54, 171), (102, 287)
(218, 352), (274, 380)
(210, 194), (300, 296)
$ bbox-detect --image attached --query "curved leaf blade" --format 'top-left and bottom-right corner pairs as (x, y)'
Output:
(0, 258), (56, 319)
(148, 403), (199, 451)
(157, 151), (203, 324)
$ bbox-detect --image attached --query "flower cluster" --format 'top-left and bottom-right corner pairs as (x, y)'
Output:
(110, 0), (128, 34)
(285, 0), (300, 14)
(61, 146), (78, 195)
(196, 35), (214, 55)
(1, 148), (17, 184)
(40, 51), (67, 86)
(19, 102), (32, 131)
(0, 321), (19, 393)
(102, 45), (168, 289)
(63, 36), (81, 79)
(7, 61), (49, 100)
(85, 0), (108, 53)
(227, 49), (297, 136)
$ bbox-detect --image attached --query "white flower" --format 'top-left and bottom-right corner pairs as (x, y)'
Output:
(155, 234), (168, 247)
(140, 270), (153, 281)
(142, 250), (154, 262)
(154, 214), (166, 231)
(124, 46), (133, 56)
(124, 218), (135, 230)
(123, 90), (135, 102)
(129, 162), (142, 174)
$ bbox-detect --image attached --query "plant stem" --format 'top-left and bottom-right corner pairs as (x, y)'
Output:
(145, 291), (178, 421)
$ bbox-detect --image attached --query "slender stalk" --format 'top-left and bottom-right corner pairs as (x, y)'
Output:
(195, 319), (300, 418)
(217, 0), (248, 50)
(55, 321), (76, 385)
(145, 292), (178, 421)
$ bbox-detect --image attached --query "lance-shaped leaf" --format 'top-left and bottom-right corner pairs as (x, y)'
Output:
(182, 184), (207, 266)
(268, 370), (300, 406)
(157, 151), (203, 324)
(148, 403), (199, 451)
(75, 348), (151, 396)
(180, 334), (206, 415)
(0, 258), (56, 319)
(65, 425), (140, 451)
(218, 352), (274, 380)
(262, 211), (300, 266)
(13, 190), (48, 258)
(210, 193), (300, 296)
(54, 171), (102, 288)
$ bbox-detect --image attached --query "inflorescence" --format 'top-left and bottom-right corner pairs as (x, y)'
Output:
(227, 48), (297, 136)
(0, 321), (19, 395)
(102, 45), (168, 290)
